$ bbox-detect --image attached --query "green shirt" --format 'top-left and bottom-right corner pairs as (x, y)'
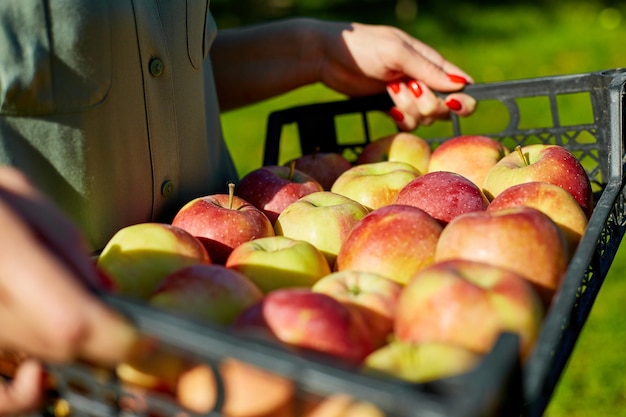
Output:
(0, 0), (238, 250)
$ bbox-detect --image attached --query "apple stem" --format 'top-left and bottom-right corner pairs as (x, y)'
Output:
(515, 145), (530, 167)
(288, 160), (296, 181)
(228, 182), (235, 209)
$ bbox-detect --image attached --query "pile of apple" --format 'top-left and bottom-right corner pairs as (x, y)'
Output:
(95, 132), (592, 416)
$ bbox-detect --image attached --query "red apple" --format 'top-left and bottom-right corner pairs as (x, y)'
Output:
(171, 183), (275, 264)
(482, 144), (593, 217)
(274, 191), (370, 268)
(356, 132), (431, 174)
(427, 135), (510, 188)
(487, 181), (588, 257)
(335, 204), (443, 285)
(435, 206), (569, 306)
(394, 259), (544, 360)
(285, 151), (353, 191)
(97, 222), (211, 300)
(233, 288), (376, 366)
(312, 270), (403, 348)
(331, 161), (421, 210)
(392, 171), (490, 226)
(225, 235), (332, 293)
(236, 164), (324, 224)
(149, 264), (263, 327)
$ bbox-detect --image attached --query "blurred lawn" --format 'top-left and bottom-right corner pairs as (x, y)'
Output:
(220, 2), (626, 416)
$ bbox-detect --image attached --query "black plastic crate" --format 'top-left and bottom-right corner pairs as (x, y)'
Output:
(43, 69), (626, 417)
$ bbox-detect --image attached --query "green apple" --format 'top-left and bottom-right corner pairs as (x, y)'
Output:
(274, 191), (370, 268)
(225, 235), (331, 293)
(356, 132), (431, 174)
(331, 161), (421, 210)
(97, 222), (211, 300)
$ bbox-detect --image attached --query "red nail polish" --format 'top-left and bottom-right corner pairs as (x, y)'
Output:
(388, 82), (401, 94)
(446, 98), (462, 111)
(447, 74), (468, 84)
(407, 80), (422, 98)
(389, 107), (404, 122)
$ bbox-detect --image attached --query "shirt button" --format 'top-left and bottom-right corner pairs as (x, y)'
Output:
(149, 57), (164, 77)
(161, 180), (175, 197)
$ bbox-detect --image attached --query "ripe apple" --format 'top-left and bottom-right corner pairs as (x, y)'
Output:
(236, 164), (324, 224)
(482, 144), (593, 217)
(148, 264), (263, 327)
(335, 204), (443, 285)
(487, 181), (588, 257)
(225, 236), (331, 293)
(435, 206), (569, 306)
(395, 259), (545, 360)
(171, 183), (275, 265)
(116, 346), (189, 395)
(233, 288), (376, 366)
(312, 270), (403, 348)
(97, 222), (211, 300)
(274, 191), (370, 268)
(392, 171), (490, 226)
(285, 151), (353, 191)
(176, 359), (295, 417)
(356, 132), (431, 174)
(331, 161), (421, 210)
(427, 135), (510, 188)
(363, 340), (483, 383)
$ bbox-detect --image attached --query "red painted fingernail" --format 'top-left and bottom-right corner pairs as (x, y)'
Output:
(407, 80), (422, 98)
(446, 98), (462, 111)
(388, 81), (401, 94)
(447, 74), (468, 84)
(389, 107), (404, 122)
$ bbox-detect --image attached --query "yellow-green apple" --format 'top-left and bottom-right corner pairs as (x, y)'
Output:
(335, 204), (443, 285)
(312, 270), (403, 348)
(395, 259), (545, 360)
(331, 161), (421, 210)
(171, 183), (275, 265)
(149, 264), (263, 327)
(482, 144), (593, 217)
(435, 206), (569, 307)
(116, 346), (189, 395)
(233, 288), (376, 366)
(285, 151), (353, 191)
(274, 191), (370, 268)
(363, 340), (483, 383)
(392, 171), (490, 226)
(236, 164), (324, 224)
(427, 135), (510, 188)
(356, 132), (431, 174)
(225, 236), (331, 294)
(97, 222), (211, 299)
(176, 359), (295, 417)
(487, 181), (588, 257)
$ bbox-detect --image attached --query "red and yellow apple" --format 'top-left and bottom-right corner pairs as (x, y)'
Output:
(285, 151), (353, 191)
(312, 270), (403, 348)
(148, 264), (263, 327)
(225, 236), (331, 293)
(331, 161), (421, 210)
(236, 164), (324, 224)
(97, 222), (211, 299)
(435, 206), (569, 306)
(274, 191), (370, 268)
(482, 144), (593, 217)
(392, 171), (490, 226)
(171, 184), (275, 264)
(335, 204), (443, 285)
(427, 135), (509, 188)
(394, 259), (545, 360)
(487, 181), (588, 256)
(356, 132), (431, 174)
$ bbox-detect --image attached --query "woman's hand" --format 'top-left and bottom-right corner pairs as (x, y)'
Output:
(316, 21), (477, 130)
(0, 166), (139, 416)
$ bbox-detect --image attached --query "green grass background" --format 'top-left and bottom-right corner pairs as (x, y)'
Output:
(218, 2), (626, 415)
